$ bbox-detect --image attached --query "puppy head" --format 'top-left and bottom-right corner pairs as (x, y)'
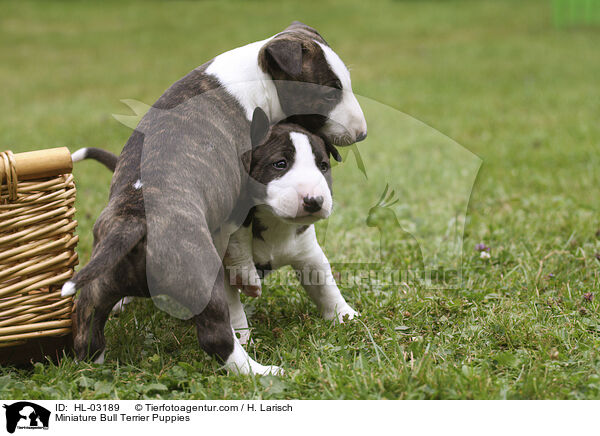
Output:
(258, 21), (367, 147)
(248, 107), (340, 224)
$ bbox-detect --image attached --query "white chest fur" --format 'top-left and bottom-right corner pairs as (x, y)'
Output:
(225, 207), (357, 337)
(251, 207), (317, 271)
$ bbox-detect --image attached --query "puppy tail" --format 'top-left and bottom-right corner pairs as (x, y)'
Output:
(61, 221), (145, 297)
(72, 147), (118, 172)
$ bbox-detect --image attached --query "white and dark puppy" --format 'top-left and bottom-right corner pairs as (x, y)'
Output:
(71, 113), (357, 365)
(225, 109), (357, 345)
(64, 22), (366, 375)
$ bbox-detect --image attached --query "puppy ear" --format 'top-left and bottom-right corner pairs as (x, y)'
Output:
(250, 107), (270, 148)
(323, 137), (342, 162)
(264, 39), (303, 78)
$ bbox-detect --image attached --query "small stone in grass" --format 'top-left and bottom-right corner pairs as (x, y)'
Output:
(583, 292), (594, 302)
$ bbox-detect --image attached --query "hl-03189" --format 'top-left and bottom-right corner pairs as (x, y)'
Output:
(71, 403), (120, 412)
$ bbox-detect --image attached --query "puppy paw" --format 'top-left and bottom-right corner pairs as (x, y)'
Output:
(239, 281), (262, 298)
(323, 304), (358, 324)
(231, 266), (262, 298)
(225, 359), (283, 376)
(252, 364), (284, 376)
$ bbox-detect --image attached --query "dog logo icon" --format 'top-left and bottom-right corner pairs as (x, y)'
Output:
(2, 402), (50, 433)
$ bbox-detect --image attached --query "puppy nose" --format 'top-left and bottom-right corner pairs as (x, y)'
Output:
(356, 131), (367, 142)
(303, 196), (323, 213)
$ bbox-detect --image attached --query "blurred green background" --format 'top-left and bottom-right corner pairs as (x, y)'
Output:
(1, 0), (599, 399)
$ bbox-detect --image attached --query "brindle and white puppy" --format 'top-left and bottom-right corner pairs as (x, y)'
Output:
(64, 22), (366, 375)
(225, 109), (357, 346)
(223, 23), (367, 300)
(73, 112), (356, 355)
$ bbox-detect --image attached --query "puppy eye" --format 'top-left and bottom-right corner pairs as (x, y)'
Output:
(319, 161), (329, 172)
(273, 159), (287, 170)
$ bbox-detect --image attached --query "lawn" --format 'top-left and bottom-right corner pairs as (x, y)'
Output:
(1, 0), (599, 399)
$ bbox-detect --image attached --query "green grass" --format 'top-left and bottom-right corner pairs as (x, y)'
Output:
(1, 0), (600, 399)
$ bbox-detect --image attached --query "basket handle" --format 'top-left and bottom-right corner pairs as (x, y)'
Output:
(1, 147), (73, 185)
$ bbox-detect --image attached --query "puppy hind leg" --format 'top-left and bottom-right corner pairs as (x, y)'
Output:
(148, 216), (278, 374)
(62, 217), (145, 297)
(194, 268), (281, 375)
(74, 277), (125, 362)
(224, 335), (283, 376)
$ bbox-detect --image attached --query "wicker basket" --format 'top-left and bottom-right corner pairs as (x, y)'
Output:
(0, 147), (78, 365)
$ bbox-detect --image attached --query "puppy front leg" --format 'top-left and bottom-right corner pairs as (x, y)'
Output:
(224, 225), (261, 297)
(224, 281), (251, 345)
(292, 229), (358, 323)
